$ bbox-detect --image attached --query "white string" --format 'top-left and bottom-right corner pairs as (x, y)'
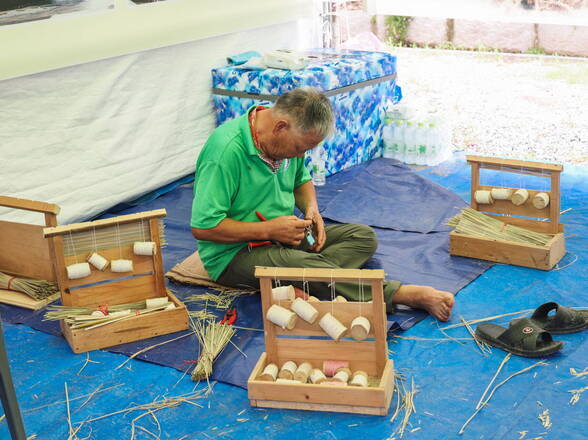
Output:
(116, 222), (123, 259)
(69, 231), (78, 263)
(330, 269), (336, 317)
(358, 274), (364, 318)
(273, 267), (281, 306)
(141, 219), (146, 243)
(302, 268), (309, 298)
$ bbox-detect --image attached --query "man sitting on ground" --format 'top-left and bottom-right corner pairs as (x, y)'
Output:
(191, 87), (454, 321)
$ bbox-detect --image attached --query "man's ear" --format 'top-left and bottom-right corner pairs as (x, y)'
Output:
(273, 119), (289, 135)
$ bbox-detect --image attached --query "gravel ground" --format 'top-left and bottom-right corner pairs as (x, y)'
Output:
(393, 47), (588, 164)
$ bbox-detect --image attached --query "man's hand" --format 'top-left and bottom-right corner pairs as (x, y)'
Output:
(305, 205), (326, 252)
(266, 216), (312, 246)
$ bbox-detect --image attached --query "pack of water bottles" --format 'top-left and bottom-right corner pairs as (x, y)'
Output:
(382, 104), (452, 166)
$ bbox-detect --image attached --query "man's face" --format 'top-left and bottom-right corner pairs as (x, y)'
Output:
(260, 118), (324, 160)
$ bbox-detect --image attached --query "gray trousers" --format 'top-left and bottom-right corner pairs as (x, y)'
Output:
(217, 224), (401, 312)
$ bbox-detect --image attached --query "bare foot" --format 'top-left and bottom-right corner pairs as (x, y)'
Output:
(293, 287), (308, 300)
(393, 285), (455, 322)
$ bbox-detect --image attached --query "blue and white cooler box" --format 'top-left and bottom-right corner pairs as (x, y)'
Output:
(211, 49), (399, 175)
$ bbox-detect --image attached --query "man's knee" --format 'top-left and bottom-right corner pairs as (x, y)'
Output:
(347, 224), (378, 254)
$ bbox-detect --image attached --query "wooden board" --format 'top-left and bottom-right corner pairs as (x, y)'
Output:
(248, 268), (393, 415)
(60, 291), (188, 353)
(0, 288), (59, 310)
(449, 231), (565, 270)
(466, 155), (563, 173)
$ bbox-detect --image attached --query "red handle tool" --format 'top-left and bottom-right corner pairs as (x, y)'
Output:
(220, 308), (237, 325)
(248, 211), (272, 249)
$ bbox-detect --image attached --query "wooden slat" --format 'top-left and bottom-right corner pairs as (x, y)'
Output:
(486, 214), (564, 234)
(273, 301), (375, 337)
(43, 209), (166, 237)
(0, 195), (60, 214)
(471, 161), (480, 212)
(371, 280), (388, 373)
(466, 155), (563, 172)
(260, 278), (278, 363)
(0, 220), (55, 281)
(149, 218), (166, 296)
(549, 171), (561, 234)
(62, 246), (154, 290)
(449, 231), (564, 270)
(275, 339), (378, 369)
(0, 289), (59, 310)
(250, 399), (388, 416)
(255, 267), (385, 282)
(61, 291), (188, 353)
(476, 185), (552, 219)
(63, 273), (158, 308)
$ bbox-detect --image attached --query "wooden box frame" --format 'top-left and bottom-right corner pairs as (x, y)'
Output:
(43, 209), (188, 353)
(449, 156), (566, 270)
(0, 196), (61, 309)
(247, 267), (395, 415)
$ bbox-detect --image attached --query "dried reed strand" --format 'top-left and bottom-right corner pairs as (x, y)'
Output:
(191, 320), (236, 382)
(448, 208), (553, 246)
(570, 367), (588, 378)
(184, 290), (248, 310)
(24, 384), (123, 415)
(476, 354), (511, 410)
(460, 316), (492, 356)
(441, 310), (533, 331)
(0, 271), (59, 300)
(77, 353), (99, 375)
(538, 409), (552, 429)
(189, 310), (216, 320)
(394, 378), (418, 438)
(391, 335), (474, 342)
(115, 332), (192, 370)
(568, 386), (588, 405)
(459, 360), (547, 434)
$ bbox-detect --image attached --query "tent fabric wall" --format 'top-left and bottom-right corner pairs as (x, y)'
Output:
(0, 19), (313, 225)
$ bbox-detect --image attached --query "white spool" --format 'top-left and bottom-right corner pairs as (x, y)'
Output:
(276, 378), (302, 384)
(319, 313), (348, 341)
(533, 192), (550, 209)
(334, 296), (348, 303)
(108, 310), (131, 318)
(307, 296), (320, 302)
(350, 316), (371, 341)
(474, 190), (494, 205)
(87, 253), (109, 271)
(164, 303), (176, 310)
(272, 285), (295, 301)
(278, 361), (297, 380)
(260, 363), (278, 382)
(290, 298), (319, 324)
(111, 259), (134, 273)
(133, 241), (156, 256)
(146, 297), (169, 308)
(294, 362), (313, 383)
(66, 262), (91, 280)
(310, 368), (327, 384)
(91, 310), (105, 317)
(491, 188), (512, 200)
(350, 371), (369, 387)
(266, 304), (297, 330)
(332, 367), (351, 383)
(512, 189), (529, 206)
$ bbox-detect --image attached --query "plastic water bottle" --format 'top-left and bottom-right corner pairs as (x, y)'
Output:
(403, 121), (417, 164)
(311, 145), (327, 186)
(416, 122), (428, 165)
(392, 120), (405, 162)
(382, 117), (396, 159)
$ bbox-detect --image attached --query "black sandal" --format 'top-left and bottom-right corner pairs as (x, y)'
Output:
(475, 318), (563, 358)
(513, 302), (588, 334)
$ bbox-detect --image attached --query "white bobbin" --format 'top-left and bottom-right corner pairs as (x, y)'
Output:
(91, 310), (106, 317)
(111, 259), (134, 273)
(532, 192), (550, 209)
(350, 316), (371, 341)
(349, 370), (369, 387)
(266, 304), (297, 330)
(319, 313), (348, 341)
(334, 296), (348, 303)
(133, 241), (156, 256)
(309, 368), (327, 384)
(474, 190), (494, 205)
(294, 362), (313, 383)
(278, 361), (297, 380)
(66, 262), (91, 280)
(332, 367), (351, 383)
(146, 297), (169, 308)
(87, 253), (109, 271)
(290, 298), (319, 324)
(260, 363), (278, 382)
(164, 303), (176, 310)
(490, 188), (512, 200)
(272, 285), (295, 301)
(108, 310), (131, 318)
(511, 189), (529, 206)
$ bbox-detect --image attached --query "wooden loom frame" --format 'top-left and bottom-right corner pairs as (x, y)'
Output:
(43, 209), (188, 353)
(247, 267), (395, 415)
(0, 196), (61, 310)
(449, 155), (566, 270)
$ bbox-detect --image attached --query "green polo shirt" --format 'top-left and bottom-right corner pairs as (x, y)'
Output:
(191, 107), (312, 281)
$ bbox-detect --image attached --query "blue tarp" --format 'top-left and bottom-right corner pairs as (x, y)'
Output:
(1, 156), (587, 440)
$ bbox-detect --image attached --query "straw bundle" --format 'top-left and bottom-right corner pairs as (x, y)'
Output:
(0, 271), (59, 300)
(191, 319), (235, 382)
(447, 208), (553, 246)
(44, 298), (171, 330)
(185, 290), (248, 310)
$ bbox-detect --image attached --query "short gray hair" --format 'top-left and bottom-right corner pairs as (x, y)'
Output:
(274, 87), (334, 139)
